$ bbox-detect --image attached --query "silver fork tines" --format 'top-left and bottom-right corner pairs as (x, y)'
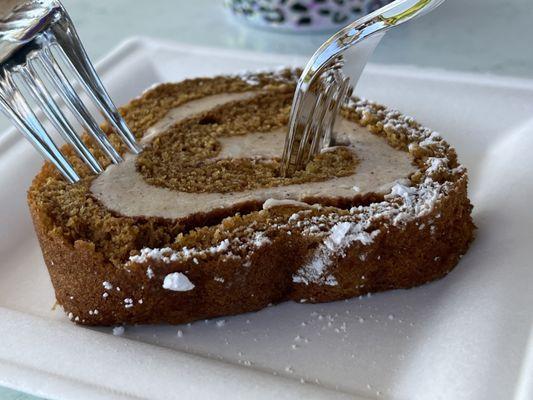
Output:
(0, 0), (140, 183)
(280, 0), (446, 177)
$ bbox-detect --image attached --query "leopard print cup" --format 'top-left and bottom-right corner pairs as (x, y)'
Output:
(225, 0), (394, 32)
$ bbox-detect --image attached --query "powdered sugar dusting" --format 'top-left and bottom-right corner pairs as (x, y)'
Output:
(288, 94), (461, 287)
(293, 220), (380, 286)
(122, 85), (463, 294)
(128, 238), (235, 265)
(128, 247), (179, 264)
(237, 67), (300, 87)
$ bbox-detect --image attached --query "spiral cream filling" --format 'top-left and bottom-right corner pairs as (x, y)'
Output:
(90, 91), (417, 219)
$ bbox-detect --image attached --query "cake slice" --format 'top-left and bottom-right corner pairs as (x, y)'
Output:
(27, 70), (475, 325)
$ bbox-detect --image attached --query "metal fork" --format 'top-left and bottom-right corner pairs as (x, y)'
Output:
(0, 0), (140, 183)
(280, 0), (446, 177)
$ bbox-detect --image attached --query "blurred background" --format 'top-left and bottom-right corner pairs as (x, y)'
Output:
(0, 0), (529, 133)
(61, 0), (530, 77)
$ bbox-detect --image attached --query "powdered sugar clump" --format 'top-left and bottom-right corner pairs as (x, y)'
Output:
(384, 179), (444, 226)
(388, 182), (418, 207)
(162, 272), (195, 292)
(419, 131), (442, 148)
(252, 232), (271, 248)
(425, 157), (448, 175)
(146, 267), (154, 279)
(327, 222), (376, 249)
(112, 326), (124, 336)
(123, 298), (134, 308)
(209, 239), (230, 254)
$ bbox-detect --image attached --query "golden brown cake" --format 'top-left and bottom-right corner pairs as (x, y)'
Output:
(27, 70), (475, 325)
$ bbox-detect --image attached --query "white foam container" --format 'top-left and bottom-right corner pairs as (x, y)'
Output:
(0, 38), (532, 400)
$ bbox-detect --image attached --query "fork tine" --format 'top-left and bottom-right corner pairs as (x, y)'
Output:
(320, 75), (350, 150)
(303, 91), (327, 164)
(280, 89), (306, 176)
(47, 25), (141, 154)
(329, 76), (350, 139)
(0, 75), (79, 183)
(16, 61), (103, 174)
(37, 48), (123, 164)
(306, 82), (337, 163)
(293, 90), (321, 168)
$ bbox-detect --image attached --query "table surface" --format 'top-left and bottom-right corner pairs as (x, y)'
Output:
(1, 0), (531, 399)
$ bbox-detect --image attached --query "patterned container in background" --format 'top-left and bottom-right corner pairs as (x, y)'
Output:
(225, 0), (394, 32)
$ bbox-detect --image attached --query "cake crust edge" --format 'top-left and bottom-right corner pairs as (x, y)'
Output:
(29, 173), (474, 326)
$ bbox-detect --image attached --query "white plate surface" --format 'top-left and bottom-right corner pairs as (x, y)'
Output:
(0, 37), (532, 400)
